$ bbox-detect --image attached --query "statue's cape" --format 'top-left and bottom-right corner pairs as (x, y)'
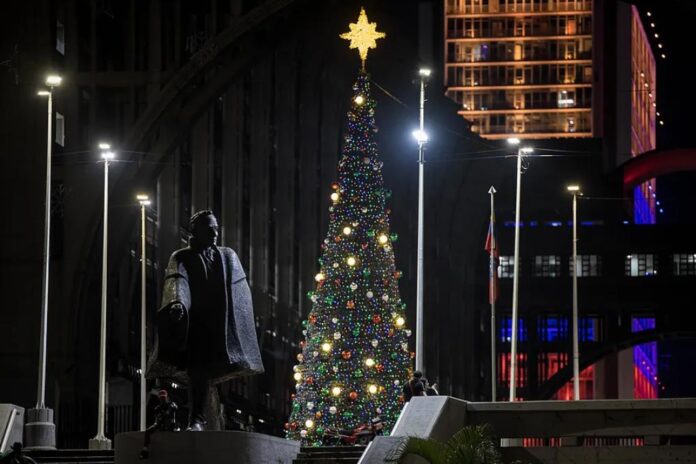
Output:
(146, 246), (264, 384)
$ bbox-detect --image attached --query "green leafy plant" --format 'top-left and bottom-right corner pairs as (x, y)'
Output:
(386, 424), (512, 464)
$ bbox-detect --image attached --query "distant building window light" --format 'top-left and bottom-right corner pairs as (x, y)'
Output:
(673, 254), (696, 276)
(504, 220), (523, 228)
(544, 221), (563, 227)
(498, 256), (515, 278)
(55, 112), (65, 146)
(558, 91), (575, 108)
(625, 254), (658, 277)
(56, 20), (65, 55)
(580, 220), (603, 226)
(570, 255), (602, 277)
(535, 255), (561, 278)
(500, 316), (527, 342)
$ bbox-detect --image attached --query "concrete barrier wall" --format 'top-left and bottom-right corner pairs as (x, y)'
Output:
(0, 404), (24, 453)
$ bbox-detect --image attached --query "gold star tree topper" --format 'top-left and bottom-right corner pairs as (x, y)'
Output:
(340, 7), (386, 69)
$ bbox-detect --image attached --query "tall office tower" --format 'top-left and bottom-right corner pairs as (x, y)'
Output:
(626, 5), (657, 224)
(444, 0), (594, 139)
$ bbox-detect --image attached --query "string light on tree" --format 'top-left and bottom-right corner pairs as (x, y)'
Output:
(287, 8), (410, 446)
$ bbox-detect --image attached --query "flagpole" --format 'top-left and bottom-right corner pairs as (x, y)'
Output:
(488, 186), (497, 402)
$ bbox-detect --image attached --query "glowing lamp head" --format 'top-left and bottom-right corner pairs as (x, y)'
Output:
(346, 256), (356, 267)
(137, 194), (151, 206)
(315, 272), (325, 282)
(45, 75), (62, 86)
(412, 129), (428, 144)
(419, 68), (431, 77)
(378, 234), (388, 244)
(365, 358), (375, 367)
(330, 192), (339, 202)
(368, 384), (378, 394)
(331, 386), (342, 396)
(293, 372), (302, 381)
(354, 95), (365, 105)
(343, 226), (352, 236)
(101, 151), (115, 160)
(98, 143), (111, 150)
(566, 185), (580, 193)
(305, 419), (314, 428)
(507, 137), (520, 146)
(37, 90), (50, 96)
(321, 342), (332, 353)
(520, 147), (534, 154)
(395, 316), (405, 327)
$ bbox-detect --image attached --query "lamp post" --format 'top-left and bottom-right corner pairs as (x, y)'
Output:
(136, 194), (150, 431)
(24, 75), (62, 451)
(506, 138), (533, 402)
(412, 67), (430, 373)
(567, 185), (581, 400)
(90, 144), (114, 450)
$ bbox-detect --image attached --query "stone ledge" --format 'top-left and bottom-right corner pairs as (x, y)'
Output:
(115, 431), (299, 464)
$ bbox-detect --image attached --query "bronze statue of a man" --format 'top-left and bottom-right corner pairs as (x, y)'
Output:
(147, 211), (263, 431)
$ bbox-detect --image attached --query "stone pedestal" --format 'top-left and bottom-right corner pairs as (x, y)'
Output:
(23, 407), (56, 450)
(88, 436), (113, 450)
(115, 431), (300, 464)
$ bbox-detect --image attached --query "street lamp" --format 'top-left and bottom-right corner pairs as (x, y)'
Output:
(90, 144), (114, 450)
(414, 68), (430, 374)
(567, 185), (581, 400)
(507, 137), (532, 402)
(136, 194), (151, 431)
(25, 74), (62, 451)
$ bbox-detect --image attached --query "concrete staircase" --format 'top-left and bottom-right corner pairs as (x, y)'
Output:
(25, 449), (114, 464)
(293, 445), (366, 464)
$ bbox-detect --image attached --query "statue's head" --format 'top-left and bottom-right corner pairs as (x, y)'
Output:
(190, 210), (219, 247)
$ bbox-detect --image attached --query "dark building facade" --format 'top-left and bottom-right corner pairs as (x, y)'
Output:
(0, 0), (487, 446)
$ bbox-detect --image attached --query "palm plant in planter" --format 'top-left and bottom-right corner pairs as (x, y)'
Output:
(386, 424), (518, 464)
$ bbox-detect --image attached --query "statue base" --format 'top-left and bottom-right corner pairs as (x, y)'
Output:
(88, 435), (113, 450)
(115, 431), (300, 464)
(23, 407), (56, 450)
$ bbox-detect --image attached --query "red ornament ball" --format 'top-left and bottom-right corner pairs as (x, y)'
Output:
(346, 300), (355, 309)
(309, 314), (317, 325)
(342, 350), (352, 360)
(349, 391), (358, 401)
(372, 314), (382, 324)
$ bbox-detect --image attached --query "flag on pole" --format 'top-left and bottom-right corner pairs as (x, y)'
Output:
(485, 215), (499, 304)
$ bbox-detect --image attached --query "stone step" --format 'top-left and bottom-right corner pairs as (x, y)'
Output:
(26, 449), (114, 464)
(293, 445), (366, 464)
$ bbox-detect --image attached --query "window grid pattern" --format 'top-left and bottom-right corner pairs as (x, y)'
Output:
(625, 254), (658, 277)
(534, 255), (561, 277)
(498, 255), (515, 278)
(569, 254), (601, 277)
(673, 254), (696, 276)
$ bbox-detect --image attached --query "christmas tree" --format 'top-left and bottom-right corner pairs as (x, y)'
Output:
(287, 8), (412, 446)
